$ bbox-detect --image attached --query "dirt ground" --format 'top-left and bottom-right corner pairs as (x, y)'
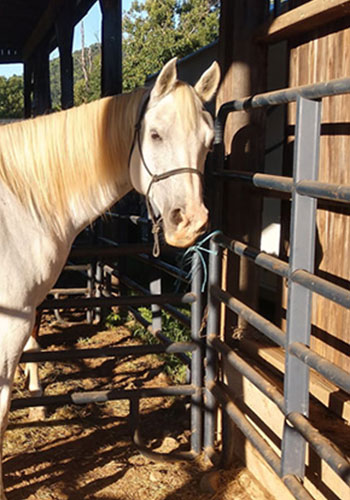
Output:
(4, 313), (273, 500)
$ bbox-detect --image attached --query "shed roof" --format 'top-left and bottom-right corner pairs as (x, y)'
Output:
(0, 0), (95, 64)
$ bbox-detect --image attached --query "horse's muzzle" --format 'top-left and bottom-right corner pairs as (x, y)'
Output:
(163, 205), (209, 248)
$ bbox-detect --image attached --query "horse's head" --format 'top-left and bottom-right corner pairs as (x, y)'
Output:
(129, 58), (220, 248)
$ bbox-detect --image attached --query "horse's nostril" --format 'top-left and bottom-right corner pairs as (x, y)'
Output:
(170, 208), (183, 226)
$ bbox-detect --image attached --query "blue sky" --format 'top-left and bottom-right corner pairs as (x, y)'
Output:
(0, 0), (134, 78)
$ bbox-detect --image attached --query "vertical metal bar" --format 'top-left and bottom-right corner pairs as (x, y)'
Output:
(86, 263), (93, 324)
(150, 263), (162, 334)
(53, 292), (62, 322)
(190, 252), (203, 454)
(282, 96), (321, 478)
(95, 261), (103, 324)
(204, 237), (222, 455)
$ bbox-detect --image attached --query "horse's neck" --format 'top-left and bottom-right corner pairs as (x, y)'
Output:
(1, 92), (141, 244)
(66, 179), (131, 241)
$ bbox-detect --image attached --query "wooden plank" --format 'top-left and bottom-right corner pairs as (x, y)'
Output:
(257, 0), (350, 43)
(240, 338), (350, 422)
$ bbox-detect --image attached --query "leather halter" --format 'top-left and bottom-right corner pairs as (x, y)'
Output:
(128, 89), (203, 257)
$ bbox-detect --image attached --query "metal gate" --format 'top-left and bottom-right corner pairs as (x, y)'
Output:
(204, 78), (350, 499)
(13, 236), (205, 459)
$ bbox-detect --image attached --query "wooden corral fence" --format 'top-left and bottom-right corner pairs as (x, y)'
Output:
(211, 1), (350, 499)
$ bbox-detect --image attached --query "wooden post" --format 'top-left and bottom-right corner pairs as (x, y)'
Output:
(99, 0), (122, 96)
(217, 0), (267, 334)
(55, 0), (74, 109)
(23, 59), (33, 118)
(32, 42), (51, 116)
(214, 0), (268, 471)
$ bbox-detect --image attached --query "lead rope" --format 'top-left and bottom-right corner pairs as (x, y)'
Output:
(176, 230), (222, 292)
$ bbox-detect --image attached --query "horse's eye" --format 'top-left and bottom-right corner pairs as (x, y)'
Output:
(151, 130), (162, 141)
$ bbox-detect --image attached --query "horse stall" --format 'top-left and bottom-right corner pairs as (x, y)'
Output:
(1, 1), (350, 499)
(206, 1), (350, 499)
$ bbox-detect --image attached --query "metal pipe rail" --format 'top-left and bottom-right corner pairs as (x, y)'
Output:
(104, 213), (149, 225)
(215, 233), (350, 309)
(127, 305), (191, 368)
(213, 170), (293, 193)
(216, 77), (350, 129)
(213, 170), (350, 207)
(134, 252), (189, 283)
(99, 234), (189, 283)
(215, 233), (289, 278)
(289, 342), (350, 394)
(209, 381), (315, 500)
(211, 284), (286, 348)
(38, 292), (196, 310)
(209, 336), (350, 487)
(291, 269), (350, 309)
(20, 342), (196, 364)
(114, 273), (191, 328)
(214, 78), (350, 144)
(297, 179), (350, 203)
(208, 335), (285, 412)
(11, 384), (196, 410)
(70, 243), (156, 259)
(287, 411), (350, 486)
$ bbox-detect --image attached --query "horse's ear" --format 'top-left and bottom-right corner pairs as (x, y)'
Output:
(194, 61), (221, 103)
(151, 57), (178, 100)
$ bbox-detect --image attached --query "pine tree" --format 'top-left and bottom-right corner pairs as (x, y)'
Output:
(122, 0), (220, 91)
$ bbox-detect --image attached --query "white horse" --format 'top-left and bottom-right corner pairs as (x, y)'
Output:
(0, 57), (220, 498)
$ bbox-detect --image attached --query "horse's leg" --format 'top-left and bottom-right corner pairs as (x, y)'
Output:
(23, 310), (46, 420)
(0, 311), (34, 500)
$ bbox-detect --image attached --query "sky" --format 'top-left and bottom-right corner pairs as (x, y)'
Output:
(0, 0), (134, 78)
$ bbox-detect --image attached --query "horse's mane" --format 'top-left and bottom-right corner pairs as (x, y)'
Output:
(0, 87), (145, 234)
(172, 81), (202, 132)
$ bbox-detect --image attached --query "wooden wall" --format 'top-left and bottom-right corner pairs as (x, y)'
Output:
(285, 17), (350, 372)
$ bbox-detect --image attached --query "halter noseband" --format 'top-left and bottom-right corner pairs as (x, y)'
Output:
(128, 89), (204, 257)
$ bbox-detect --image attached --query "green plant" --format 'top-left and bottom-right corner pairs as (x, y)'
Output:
(130, 306), (191, 383)
(105, 311), (123, 327)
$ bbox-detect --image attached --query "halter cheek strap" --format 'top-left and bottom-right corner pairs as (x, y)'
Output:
(128, 89), (204, 257)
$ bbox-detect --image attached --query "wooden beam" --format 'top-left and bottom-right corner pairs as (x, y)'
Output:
(100, 0), (122, 96)
(24, 59), (33, 118)
(0, 2), (37, 19)
(0, 48), (22, 64)
(257, 0), (350, 44)
(23, 0), (65, 60)
(55, 1), (74, 109)
(32, 43), (51, 116)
